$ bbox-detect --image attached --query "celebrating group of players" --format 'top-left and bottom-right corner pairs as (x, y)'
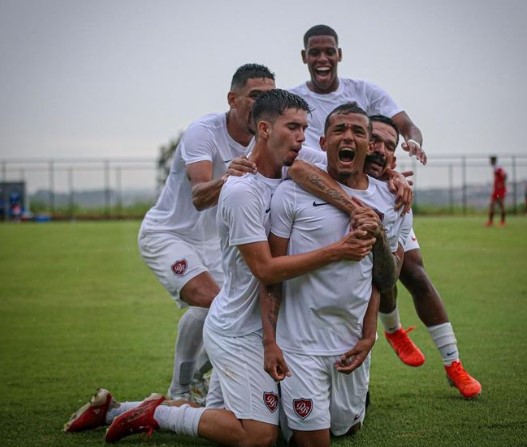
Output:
(64, 25), (481, 447)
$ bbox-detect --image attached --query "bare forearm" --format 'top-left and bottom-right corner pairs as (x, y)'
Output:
(260, 283), (282, 346)
(191, 177), (226, 210)
(372, 232), (399, 292)
(255, 243), (344, 285)
(362, 285), (380, 342)
(289, 161), (356, 214)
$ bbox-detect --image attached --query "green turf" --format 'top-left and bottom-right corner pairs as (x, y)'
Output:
(0, 217), (526, 446)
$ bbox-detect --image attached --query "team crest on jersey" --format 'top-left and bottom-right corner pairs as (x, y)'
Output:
(263, 392), (278, 413)
(293, 398), (313, 419)
(171, 259), (188, 276)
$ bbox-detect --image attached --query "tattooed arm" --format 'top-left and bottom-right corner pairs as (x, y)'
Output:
(260, 233), (290, 381)
(288, 160), (358, 215)
(371, 231), (403, 292)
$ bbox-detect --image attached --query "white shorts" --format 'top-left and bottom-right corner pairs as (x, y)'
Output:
(280, 351), (370, 436)
(205, 368), (225, 410)
(403, 228), (420, 253)
(203, 325), (279, 425)
(138, 229), (223, 308)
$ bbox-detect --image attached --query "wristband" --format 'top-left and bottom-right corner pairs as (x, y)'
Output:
(407, 139), (421, 148)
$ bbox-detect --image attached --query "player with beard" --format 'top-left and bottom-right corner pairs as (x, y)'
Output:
(366, 115), (481, 399)
(94, 90), (378, 446)
(289, 24), (426, 165)
(262, 104), (411, 446)
(286, 114), (481, 400)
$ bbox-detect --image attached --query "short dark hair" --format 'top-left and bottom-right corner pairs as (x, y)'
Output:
(303, 24), (339, 48)
(370, 114), (400, 148)
(230, 63), (275, 90)
(252, 89), (311, 128)
(324, 102), (370, 134)
(490, 155), (497, 164)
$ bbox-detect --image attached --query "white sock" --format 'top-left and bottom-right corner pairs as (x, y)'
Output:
(105, 401), (141, 424)
(154, 404), (206, 437)
(427, 322), (459, 366)
(379, 307), (401, 333)
(169, 307), (209, 396)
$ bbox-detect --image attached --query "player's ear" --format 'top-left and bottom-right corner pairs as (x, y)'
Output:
(227, 90), (237, 109)
(319, 136), (327, 152)
(338, 48), (342, 62)
(258, 120), (270, 139)
(301, 49), (307, 64)
(390, 156), (397, 170)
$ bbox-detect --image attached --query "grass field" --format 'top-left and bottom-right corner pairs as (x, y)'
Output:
(1, 216), (526, 447)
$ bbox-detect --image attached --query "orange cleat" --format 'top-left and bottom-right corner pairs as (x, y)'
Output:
(445, 360), (481, 399)
(385, 326), (425, 367)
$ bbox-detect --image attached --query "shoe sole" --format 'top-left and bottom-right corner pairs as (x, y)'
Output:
(447, 377), (481, 399)
(63, 388), (111, 432)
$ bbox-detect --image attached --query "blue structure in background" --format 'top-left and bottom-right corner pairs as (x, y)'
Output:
(0, 182), (25, 221)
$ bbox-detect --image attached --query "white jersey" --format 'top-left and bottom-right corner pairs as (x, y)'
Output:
(289, 78), (402, 150)
(140, 112), (253, 244)
(205, 172), (282, 336)
(271, 175), (412, 355)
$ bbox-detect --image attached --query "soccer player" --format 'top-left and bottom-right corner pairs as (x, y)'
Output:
(263, 104), (411, 446)
(135, 63), (273, 404)
(69, 90), (378, 446)
(288, 114), (481, 399)
(289, 24), (426, 165)
(486, 155), (507, 226)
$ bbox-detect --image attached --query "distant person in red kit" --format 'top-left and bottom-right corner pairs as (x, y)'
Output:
(486, 155), (507, 226)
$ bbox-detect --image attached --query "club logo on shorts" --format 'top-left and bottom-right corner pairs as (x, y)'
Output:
(263, 392), (278, 413)
(171, 259), (188, 276)
(293, 398), (313, 419)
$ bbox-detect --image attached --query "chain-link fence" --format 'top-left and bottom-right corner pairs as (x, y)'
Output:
(1, 153), (526, 220)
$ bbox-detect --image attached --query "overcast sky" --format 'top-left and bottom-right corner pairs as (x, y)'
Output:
(1, 0), (526, 179)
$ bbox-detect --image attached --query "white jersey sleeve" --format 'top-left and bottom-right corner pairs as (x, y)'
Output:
(220, 176), (269, 246)
(180, 120), (218, 165)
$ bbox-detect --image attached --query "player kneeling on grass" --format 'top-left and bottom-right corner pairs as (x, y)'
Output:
(65, 90), (388, 446)
(261, 103), (411, 447)
(288, 114), (481, 399)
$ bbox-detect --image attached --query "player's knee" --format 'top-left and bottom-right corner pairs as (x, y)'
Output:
(180, 274), (220, 307)
(400, 264), (434, 298)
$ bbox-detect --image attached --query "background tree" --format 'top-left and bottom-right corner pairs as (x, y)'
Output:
(157, 132), (182, 191)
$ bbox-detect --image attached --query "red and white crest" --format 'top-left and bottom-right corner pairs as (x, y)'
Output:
(263, 392), (278, 413)
(171, 259), (188, 276)
(293, 398), (313, 419)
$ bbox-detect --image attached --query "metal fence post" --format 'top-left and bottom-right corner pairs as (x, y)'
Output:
(49, 160), (55, 213)
(462, 156), (467, 215)
(511, 156), (517, 215)
(104, 159), (110, 217)
(68, 167), (74, 220)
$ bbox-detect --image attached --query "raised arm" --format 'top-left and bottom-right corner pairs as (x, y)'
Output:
(391, 111), (426, 165)
(288, 160), (357, 215)
(188, 157), (257, 210)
